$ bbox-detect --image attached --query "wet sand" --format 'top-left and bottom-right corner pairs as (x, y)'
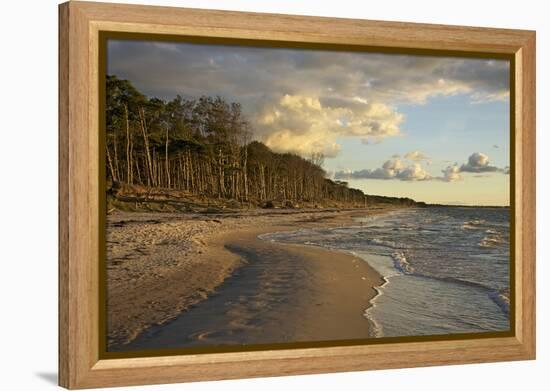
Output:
(106, 207), (395, 350)
(117, 227), (383, 351)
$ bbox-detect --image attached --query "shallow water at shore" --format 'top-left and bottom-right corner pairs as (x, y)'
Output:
(359, 252), (508, 337)
(262, 207), (511, 338)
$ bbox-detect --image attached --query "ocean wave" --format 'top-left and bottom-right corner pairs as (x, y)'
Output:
(470, 219), (486, 225)
(391, 251), (414, 274)
(488, 289), (510, 315)
(479, 233), (506, 248)
(437, 275), (492, 290)
(363, 274), (394, 338)
(257, 232), (278, 242)
(461, 219), (487, 230)
(370, 237), (398, 248)
(257, 227), (315, 242)
(363, 303), (384, 338)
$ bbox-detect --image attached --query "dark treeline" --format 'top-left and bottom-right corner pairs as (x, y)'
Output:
(366, 195), (426, 207)
(106, 75), (368, 207)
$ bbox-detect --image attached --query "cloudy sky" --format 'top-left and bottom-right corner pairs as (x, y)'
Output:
(107, 39), (510, 206)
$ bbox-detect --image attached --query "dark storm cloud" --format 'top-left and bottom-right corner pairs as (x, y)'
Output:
(107, 40), (510, 156)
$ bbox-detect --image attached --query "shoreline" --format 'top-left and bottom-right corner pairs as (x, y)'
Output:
(219, 227), (385, 344)
(106, 206), (399, 350)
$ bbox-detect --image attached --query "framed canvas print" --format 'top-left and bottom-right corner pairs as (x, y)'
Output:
(58, 1), (536, 389)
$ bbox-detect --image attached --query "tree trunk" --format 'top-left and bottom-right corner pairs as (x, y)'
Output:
(112, 131), (120, 181)
(128, 133), (134, 184)
(106, 144), (117, 182)
(124, 103), (131, 183)
(218, 148), (224, 198)
(165, 126), (170, 188)
(134, 152), (142, 185)
(243, 145), (248, 201)
(138, 107), (154, 186)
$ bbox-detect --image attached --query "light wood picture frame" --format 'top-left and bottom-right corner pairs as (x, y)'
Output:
(59, 1), (536, 389)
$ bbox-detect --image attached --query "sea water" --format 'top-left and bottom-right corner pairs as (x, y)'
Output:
(259, 207), (510, 338)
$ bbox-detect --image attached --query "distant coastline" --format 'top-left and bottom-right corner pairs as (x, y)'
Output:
(425, 203), (510, 208)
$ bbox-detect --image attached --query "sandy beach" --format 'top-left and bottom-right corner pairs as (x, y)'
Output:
(106, 207), (395, 350)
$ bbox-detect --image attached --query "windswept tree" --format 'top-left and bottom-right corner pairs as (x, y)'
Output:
(106, 75), (148, 184)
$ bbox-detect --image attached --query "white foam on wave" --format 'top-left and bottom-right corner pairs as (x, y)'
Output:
(369, 237), (399, 248)
(479, 232), (506, 248)
(488, 289), (510, 315)
(257, 227), (313, 242)
(461, 219), (487, 230)
(391, 251), (415, 274)
(363, 277), (391, 338)
(257, 232), (276, 242)
(350, 251), (403, 338)
(360, 250), (429, 337)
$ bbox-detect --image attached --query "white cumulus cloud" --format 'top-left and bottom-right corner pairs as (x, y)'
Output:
(404, 150), (432, 165)
(334, 151), (507, 183)
(441, 164), (463, 182)
(335, 158), (431, 181)
(460, 152), (501, 173)
(258, 94), (403, 157)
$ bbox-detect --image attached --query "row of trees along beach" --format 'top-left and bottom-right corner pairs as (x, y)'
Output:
(106, 75), (420, 209)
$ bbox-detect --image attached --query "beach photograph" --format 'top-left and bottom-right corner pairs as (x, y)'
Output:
(104, 39), (511, 352)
